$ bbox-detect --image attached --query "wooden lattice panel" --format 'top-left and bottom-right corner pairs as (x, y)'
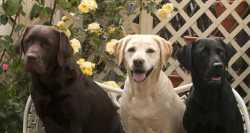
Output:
(127, 0), (250, 105)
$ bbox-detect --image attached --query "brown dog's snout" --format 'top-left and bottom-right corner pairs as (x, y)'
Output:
(26, 53), (38, 61)
(133, 59), (144, 67)
(25, 44), (42, 62)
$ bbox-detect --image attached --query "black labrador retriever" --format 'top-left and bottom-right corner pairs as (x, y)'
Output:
(177, 38), (244, 133)
(21, 25), (124, 133)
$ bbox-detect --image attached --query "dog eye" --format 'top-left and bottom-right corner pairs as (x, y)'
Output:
(128, 47), (135, 52)
(217, 49), (224, 56)
(146, 48), (155, 53)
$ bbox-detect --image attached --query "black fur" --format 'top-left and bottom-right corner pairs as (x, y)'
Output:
(177, 38), (244, 133)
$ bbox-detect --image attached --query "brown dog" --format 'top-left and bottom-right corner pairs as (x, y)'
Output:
(21, 25), (124, 133)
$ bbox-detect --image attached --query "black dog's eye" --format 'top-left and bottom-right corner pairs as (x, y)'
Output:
(128, 47), (135, 52)
(146, 48), (155, 53)
(217, 49), (224, 56)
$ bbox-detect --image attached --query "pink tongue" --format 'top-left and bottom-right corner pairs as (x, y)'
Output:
(133, 73), (146, 82)
(212, 76), (221, 80)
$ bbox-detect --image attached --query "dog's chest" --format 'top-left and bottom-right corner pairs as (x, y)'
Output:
(123, 96), (171, 131)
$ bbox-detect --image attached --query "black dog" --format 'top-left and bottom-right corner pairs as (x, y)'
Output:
(21, 25), (124, 133)
(177, 38), (244, 133)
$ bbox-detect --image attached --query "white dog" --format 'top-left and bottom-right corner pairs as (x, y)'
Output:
(115, 35), (186, 133)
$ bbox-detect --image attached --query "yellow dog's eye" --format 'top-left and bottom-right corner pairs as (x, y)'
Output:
(146, 48), (155, 53)
(128, 47), (135, 52)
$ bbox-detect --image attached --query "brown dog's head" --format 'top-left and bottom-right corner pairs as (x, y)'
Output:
(20, 25), (73, 75)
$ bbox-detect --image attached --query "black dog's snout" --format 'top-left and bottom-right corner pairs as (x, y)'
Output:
(133, 59), (144, 67)
(212, 62), (224, 69)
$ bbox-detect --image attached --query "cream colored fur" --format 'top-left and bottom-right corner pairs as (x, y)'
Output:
(115, 35), (186, 133)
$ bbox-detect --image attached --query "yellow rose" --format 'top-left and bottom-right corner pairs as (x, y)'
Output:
(78, 2), (90, 13)
(103, 81), (120, 89)
(88, 0), (97, 10)
(70, 38), (81, 54)
(82, 61), (95, 69)
(56, 21), (66, 30)
(108, 26), (116, 34)
(105, 39), (118, 55)
(62, 15), (70, 21)
(87, 22), (101, 33)
(78, 60), (95, 76)
(77, 58), (85, 66)
(82, 67), (93, 76)
(158, 8), (167, 18)
(162, 3), (174, 14)
(78, 0), (97, 13)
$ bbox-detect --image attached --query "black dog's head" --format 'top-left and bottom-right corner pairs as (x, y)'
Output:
(20, 25), (73, 75)
(177, 38), (234, 85)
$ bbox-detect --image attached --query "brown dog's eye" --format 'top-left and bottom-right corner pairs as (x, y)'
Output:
(146, 48), (155, 53)
(128, 47), (135, 52)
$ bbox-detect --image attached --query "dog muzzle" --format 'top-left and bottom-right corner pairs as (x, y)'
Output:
(131, 67), (153, 82)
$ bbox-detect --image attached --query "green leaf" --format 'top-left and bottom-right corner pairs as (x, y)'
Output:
(3, 0), (21, 16)
(57, 0), (72, 10)
(40, 7), (52, 17)
(30, 4), (42, 20)
(0, 15), (8, 25)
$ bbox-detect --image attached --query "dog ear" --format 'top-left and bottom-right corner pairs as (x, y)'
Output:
(17, 26), (32, 55)
(217, 39), (235, 66)
(176, 43), (193, 71)
(153, 35), (173, 65)
(57, 31), (73, 67)
(114, 36), (130, 66)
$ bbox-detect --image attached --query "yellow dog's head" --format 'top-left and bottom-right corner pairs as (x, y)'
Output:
(115, 35), (172, 83)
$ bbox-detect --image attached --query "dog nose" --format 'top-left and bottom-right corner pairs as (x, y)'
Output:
(133, 59), (144, 67)
(213, 62), (223, 69)
(26, 53), (38, 62)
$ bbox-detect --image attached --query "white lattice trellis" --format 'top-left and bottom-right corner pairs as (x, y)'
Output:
(124, 0), (250, 105)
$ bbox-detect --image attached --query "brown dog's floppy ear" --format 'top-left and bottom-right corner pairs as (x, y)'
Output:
(17, 26), (32, 55)
(57, 31), (73, 67)
(153, 35), (173, 65)
(114, 36), (131, 66)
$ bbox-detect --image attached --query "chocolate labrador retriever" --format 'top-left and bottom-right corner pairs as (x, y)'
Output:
(177, 38), (244, 133)
(21, 25), (124, 133)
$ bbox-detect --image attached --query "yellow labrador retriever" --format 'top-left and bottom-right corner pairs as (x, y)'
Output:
(115, 35), (186, 133)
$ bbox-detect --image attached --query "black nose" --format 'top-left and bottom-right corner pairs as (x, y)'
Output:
(133, 59), (144, 67)
(213, 62), (223, 69)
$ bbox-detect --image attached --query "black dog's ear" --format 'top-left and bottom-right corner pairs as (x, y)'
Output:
(57, 31), (73, 67)
(176, 43), (193, 71)
(217, 39), (235, 66)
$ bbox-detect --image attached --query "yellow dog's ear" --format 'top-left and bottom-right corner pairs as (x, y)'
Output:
(114, 36), (131, 66)
(153, 35), (173, 65)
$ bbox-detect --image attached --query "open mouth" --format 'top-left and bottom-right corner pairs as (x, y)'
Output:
(210, 73), (222, 81)
(131, 67), (153, 82)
